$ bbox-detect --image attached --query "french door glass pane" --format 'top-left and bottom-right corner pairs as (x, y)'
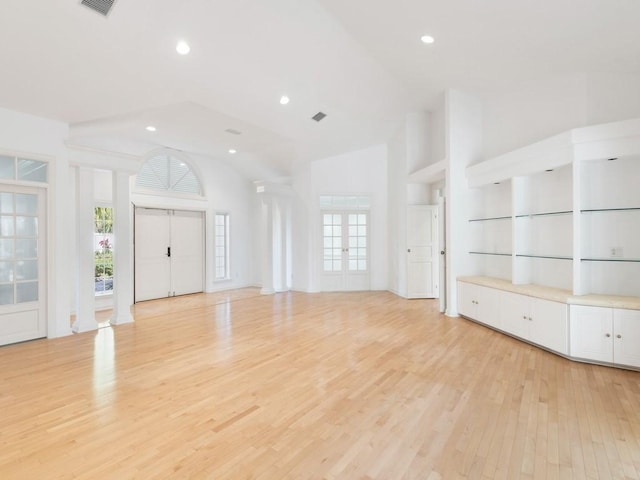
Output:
(322, 213), (343, 272)
(348, 213), (368, 272)
(15, 194), (38, 215)
(16, 281), (38, 303)
(0, 261), (13, 282)
(0, 193), (13, 213)
(0, 189), (41, 306)
(0, 239), (13, 258)
(0, 217), (14, 236)
(16, 217), (37, 237)
(15, 239), (37, 258)
(0, 284), (13, 305)
(16, 260), (37, 281)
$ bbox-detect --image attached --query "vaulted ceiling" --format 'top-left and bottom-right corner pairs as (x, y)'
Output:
(1, 0), (638, 180)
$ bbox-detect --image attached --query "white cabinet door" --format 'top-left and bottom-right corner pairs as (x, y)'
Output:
(570, 305), (613, 363)
(530, 298), (568, 355)
(613, 309), (640, 368)
(457, 282), (500, 328)
(500, 291), (530, 339)
(457, 281), (477, 319)
(475, 286), (500, 329)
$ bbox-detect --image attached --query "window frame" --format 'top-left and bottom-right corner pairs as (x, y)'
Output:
(94, 205), (114, 297)
(214, 212), (230, 281)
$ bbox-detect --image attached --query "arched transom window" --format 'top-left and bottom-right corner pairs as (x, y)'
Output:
(136, 154), (202, 196)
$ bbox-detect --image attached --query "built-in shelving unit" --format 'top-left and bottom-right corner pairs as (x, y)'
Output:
(467, 180), (512, 281)
(465, 116), (640, 299)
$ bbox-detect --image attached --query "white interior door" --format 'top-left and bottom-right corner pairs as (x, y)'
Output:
(320, 211), (370, 291)
(407, 205), (438, 299)
(134, 207), (204, 302)
(0, 186), (46, 346)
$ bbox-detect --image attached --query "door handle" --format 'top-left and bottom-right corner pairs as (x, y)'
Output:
(167, 246), (171, 257)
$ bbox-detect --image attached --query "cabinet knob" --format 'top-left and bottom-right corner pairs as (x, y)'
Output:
(522, 315), (527, 320)
(605, 333), (611, 338)
(617, 334), (622, 339)
(528, 317), (533, 321)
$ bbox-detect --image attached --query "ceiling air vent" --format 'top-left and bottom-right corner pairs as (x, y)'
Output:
(312, 112), (327, 122)
(81, 0), (116, 17)
(225, 128), (242, 135)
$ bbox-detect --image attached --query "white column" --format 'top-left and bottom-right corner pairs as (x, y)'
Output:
(260, 194), (275, 295)
(111, 170), (134, 325)
(72, 167), (98, 333)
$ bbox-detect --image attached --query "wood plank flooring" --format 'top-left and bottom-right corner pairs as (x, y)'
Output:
(1, 290), (639, 479)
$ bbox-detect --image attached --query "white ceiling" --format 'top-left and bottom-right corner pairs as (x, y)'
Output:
(0, 0), (639, 180)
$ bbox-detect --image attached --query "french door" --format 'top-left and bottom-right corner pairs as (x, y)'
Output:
(320, 211), (370, 291)
(0, 185), (46, 346)
(134, 207), (204, 302)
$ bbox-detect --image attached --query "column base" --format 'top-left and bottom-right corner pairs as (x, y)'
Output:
(110, 312), (134, 325)
(71, 319), (99, 333)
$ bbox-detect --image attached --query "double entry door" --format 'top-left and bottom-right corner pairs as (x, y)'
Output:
(321, 211), (369, 291)
(134, 207), (204, 302)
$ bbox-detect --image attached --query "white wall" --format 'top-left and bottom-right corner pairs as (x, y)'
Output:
(481, 74), (588, 160)
(0, 107), (72, 338)
(387, 123), (407, 296)
(446, 90), (483, 316)
(481, 72), (640, 162)
(586, 72), (640, 125)
(291, 144), (389, 292)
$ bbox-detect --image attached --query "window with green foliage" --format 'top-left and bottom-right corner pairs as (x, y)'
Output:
(94, 207), (114, 295)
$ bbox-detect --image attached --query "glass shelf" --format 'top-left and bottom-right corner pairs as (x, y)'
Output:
(581, 258), (640, 263)
(581, 207), (640, 213)
(515, 210), (572, 218)
(468, 216), (511, 222)
(515, 254), (573, 260)
(469, 252), (512, 257)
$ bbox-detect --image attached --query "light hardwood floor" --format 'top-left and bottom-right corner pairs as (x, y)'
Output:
(1, 290), (639, 479)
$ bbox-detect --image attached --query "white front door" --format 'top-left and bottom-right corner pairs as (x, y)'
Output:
(320, 211), (370, 291)
(407, 205), (438, 299)
(170, 210), (204, 296)
(0, 186), (46, 346)
(134, 207), (204, 302)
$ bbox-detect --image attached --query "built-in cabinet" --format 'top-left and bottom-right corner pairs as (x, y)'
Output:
(458, 278), (640, 369)
(570, 305), (640, 368)
(500, 292), (568, 355)
(457, 282), (500, 329)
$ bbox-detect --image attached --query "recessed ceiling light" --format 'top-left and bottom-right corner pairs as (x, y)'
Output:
(145, 126), (156, 132)
(280, 96), (290, 105)
(420, 35), (435, 44)
(229, 149), (237, 154)
(176, 40), (191, 55)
